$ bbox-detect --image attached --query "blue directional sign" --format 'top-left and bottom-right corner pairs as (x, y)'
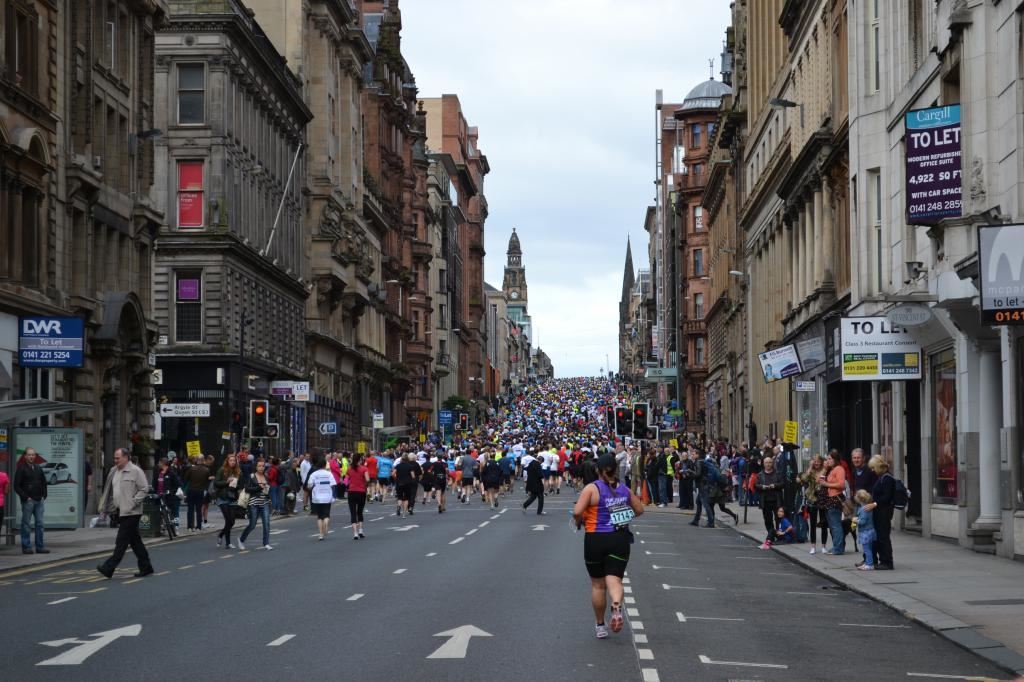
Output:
(318, 422), (338, 436)
(439, 410), (454, 427)
(19, 317), (84, 368)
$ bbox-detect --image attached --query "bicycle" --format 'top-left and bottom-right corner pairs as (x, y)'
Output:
(148, 494), (177, 539)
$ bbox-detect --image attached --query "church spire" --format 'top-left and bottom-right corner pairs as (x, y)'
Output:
(506, 228), (522, 267)
(621, 237), (635, 304)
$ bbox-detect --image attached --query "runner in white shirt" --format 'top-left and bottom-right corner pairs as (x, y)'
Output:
(306, 455), (335, 540)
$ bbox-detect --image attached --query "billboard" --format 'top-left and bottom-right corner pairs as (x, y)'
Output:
(11, 428), (85, 529)
(905, 104), (962, 225)
(978, 223), (1024, 324)
(19, 316), (85, 368)
(758, 345), (802, 383)
(840, 317), (921, 381)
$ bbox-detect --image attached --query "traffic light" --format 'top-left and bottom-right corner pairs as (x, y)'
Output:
(458, 413), (469, 431)
(604, 407), (614, 432)
(633, 402), (649, 438)
(642, 425), (660, 441)
(614, 405), (632, 437)
(250, 400), (268, 438)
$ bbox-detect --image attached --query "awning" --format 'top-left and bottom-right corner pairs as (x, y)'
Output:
(0, 399), (91, 424)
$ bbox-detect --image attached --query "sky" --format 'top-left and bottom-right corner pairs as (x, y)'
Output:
(401, 0), (732, 378)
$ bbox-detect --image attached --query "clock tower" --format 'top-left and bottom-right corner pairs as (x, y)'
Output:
(502, 228), (528, 305)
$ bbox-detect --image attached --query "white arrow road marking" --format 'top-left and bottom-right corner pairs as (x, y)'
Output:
(698, 654), (787, 669)
(370, 517), (384, 522)
(37, 625), (142, 666)
(662, 583), (715, 591)
(47, 597), (77, 605)
(651, 565), (697, 571)
(530, 525), (548, 531)
(677, 612), (744, 623)
(426, 625), (493, 659)
(388, 525), (419, 532)
(347, 594), (364, 601)
(393, 568), (407, 574)
(266, 635), (295, 646)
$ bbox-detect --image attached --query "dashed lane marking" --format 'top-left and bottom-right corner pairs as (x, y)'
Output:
(178, 565), (194, 570)
(220, 555), (233, 559)
(37, 587), (106, 595)
(123, 578), (143, 585)
(266, 635), (295, 647)
(623, 586), (632, 594)
(631, 620), (644, 630)
(638, 649), (653, 660)
(393, 568), (407, 574)
(347, 594), (364, 601)
(677, 612), (744, 622)
(200, 560), (216, 565)
(698, 654), (787, 669)
(644, 551), (681, 556)
(47, 597), (77, 605)
(499, 508), (507, 514)
(449, 537), (465, 545)
(627, 608), (640, 617)
(839, 623), (910, 628)
(906, 674), (1008, 680)
(478, 521), (490, 528)
(426, 552), (437, 557)
(651, 564), (697, 571)
(733, 556), (772, 560)
(490, 514), (500, 520)
(269, 529), (289, 535)
(641, 667), (659, 681)
(465, 529), (478, 536)
(633, 634), (647, 644)
(625, 597), (636, 605)
(622, 578), (630, 584)
(155, 571), (170, 576)
(662, 583), (715, 591)
(787, 591), (839, 596)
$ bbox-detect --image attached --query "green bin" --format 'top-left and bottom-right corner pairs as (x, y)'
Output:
(138, 497), (164, 538)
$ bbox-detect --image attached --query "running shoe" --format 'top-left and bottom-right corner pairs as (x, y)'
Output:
(216, 536), (223, 548)
(226, 543), (236, 549)
(809, 547), (817, 555)
(857, 564), (875, 571)
(237, 540), (245, 550)
(609, 604), (624, 633)
(358, 532), (365, 538)
(264, 544), (273, 550)
(595, 624), (609, 639)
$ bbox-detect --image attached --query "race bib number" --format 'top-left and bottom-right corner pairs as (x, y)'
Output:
(609, 503), (634, 529)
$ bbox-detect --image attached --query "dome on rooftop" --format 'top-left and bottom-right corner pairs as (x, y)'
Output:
(680, 78), (731, 111)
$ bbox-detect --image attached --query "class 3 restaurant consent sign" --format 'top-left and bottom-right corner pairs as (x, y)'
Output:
(840, 317), (921, 381)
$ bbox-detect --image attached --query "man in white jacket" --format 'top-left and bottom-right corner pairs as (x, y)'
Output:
(97, 448), (154, 578)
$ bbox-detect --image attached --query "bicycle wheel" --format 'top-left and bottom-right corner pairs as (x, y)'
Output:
(163, 508), (176, 539)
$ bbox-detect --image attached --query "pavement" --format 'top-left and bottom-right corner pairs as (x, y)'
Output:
(0, 488), (1018, 680)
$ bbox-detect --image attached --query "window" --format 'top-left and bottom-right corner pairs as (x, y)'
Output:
(19, 368), (53, 427)
(693, 206), (704, 231)
(672, 145), (686, 174)
(694, 337), (705, 366)
(932, 349), (957, 502)
(104, 2), (116, 69)
(176, 161), (205, 228)
(869, 169), (883, 291)
(438, 303), (447, 329)
(177, 64), (205, 125)
(868, 0), (880, 92)
(691, 123), (702, 148)
(694, 249), (704, 276)
(5, 1), (38, 94)
(438, 269), (447, 293)
(174, 271), (203, 342)
(694, 293), (705, 319)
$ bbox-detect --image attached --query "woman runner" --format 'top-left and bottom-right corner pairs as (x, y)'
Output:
(572, 453), (644, 639)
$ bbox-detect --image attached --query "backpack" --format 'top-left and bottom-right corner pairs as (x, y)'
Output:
(888, 473), (910, 510)
(704, 461), (721, 486)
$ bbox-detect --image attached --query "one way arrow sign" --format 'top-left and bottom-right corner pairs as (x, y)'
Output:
(426, 625), (492, 659)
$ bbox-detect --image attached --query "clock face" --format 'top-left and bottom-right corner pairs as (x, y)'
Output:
(510, 291), (519, 299)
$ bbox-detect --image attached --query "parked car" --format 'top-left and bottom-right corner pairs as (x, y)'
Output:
(41, 462), (73, 484)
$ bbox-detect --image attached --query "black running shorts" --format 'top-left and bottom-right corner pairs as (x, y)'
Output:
(583, 530), (631, 579)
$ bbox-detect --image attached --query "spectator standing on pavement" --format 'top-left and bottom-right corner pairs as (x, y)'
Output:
(850, 448), (878, 566)
(854, 490), (876, 570)
(755, 455), (784, 549)
(238, 458), (272, 551)
(644, 450), (661, 506)
(282, 456), (300, 516)
(214, 454), (242, 549)
(0, 467), (8, 535)
(299, 452), (312, 512)
(152, 457), (181, 525)
(182, 455), (210, 532)
(202, 453), (216, 526)
(800, 454), (828, 554)
(819, 450), (848, 555)
(96, 448), (154, 578)
(267, 457), (280, 515)
(677, 449), (695, 510)
(866, 455), (896, 570)
(14, 447), (48, 554)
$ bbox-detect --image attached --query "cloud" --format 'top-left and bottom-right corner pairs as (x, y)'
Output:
(400, 0), (732, 377)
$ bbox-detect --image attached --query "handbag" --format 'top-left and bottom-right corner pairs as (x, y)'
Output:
(236, 489), (251, 508)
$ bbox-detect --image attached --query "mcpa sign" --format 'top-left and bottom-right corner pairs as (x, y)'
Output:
(19, 316), (85, 368)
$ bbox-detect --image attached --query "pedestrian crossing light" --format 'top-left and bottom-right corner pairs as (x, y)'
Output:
(633, 402), (649, 439)
(250, 400), (268, 438)
(458, 413), (469, 431)
(614, 405), (632, 437)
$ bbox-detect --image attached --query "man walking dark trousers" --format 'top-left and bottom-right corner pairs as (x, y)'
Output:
(14, 448), (48, 554)
(522, 455), (545, 515)
(97, 448), (154, 579)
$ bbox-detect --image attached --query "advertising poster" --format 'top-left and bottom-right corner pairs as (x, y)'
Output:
(843, 317), (925, 378)
(905, 104), (962, 225)
(978, 223), (1024, 324)
(934, 352), (958, 500)
(757, 345), (802, 383)
(840, 317), (922, 381)
(11, 428), (84, 529)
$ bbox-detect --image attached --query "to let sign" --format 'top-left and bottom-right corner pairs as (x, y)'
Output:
(19, 317), (84, 368)
(905, 104), (962, 225)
